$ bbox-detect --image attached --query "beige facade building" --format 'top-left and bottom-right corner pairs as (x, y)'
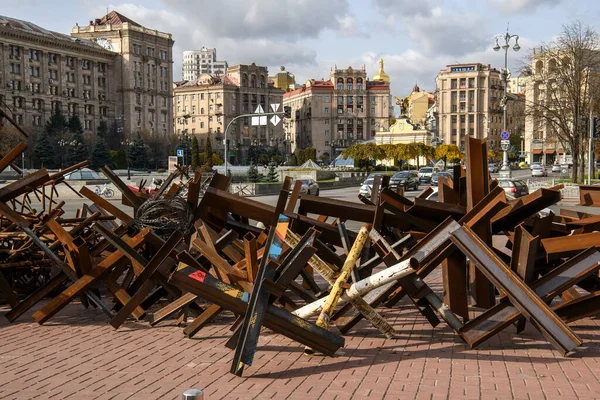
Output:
(72, 11), (174, 136)
(508, 73), (530, 94)
(404, 84), (434, 128)
(436, 63), (505, 151)
(269, 66), (296, 92)
(182, 47), (227, 80)
(0, 15), (117, 133)
(283, 59), (392, 162)
(173, 63), (284, 164)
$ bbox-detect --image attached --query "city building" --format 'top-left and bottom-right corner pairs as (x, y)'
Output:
(403, 84), (435, 128)
(1, 15), (116, 134)
(182, 47), (228, 80)
(435, 63), (505, 152)
(283, 59), (392, 162)
(269, 66), (296, 92)
(508, 73), (530, 94)
(375, 119), (431, 166)
(173, 63), (284, 165)
(72, 11), (174, 136)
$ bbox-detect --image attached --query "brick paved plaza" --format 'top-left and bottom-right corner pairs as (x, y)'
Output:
(1, 271), (600, 400)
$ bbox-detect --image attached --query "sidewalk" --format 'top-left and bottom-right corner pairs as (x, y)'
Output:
(2, 270), (600, 399)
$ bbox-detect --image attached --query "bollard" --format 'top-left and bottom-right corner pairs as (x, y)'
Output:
(182, 388), (204, 400)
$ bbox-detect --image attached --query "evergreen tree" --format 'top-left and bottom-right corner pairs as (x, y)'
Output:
(105, 120), (123, 151)
(97, 120), (109, 138)
(205, 133), (213, 157)
(265, 161), (279, 182)
(191, 136), (200, 169)
(89, 136), (112, 169)
(67, 115), (84, 135)
(247, 161), (260, 183)
(44, 110), (68, 138)
(128, 134), (148, 169)
(111, 149), (128, 169)
(290, 154), (298, 166)
(65, 131), (89, 165)
(34, 131), (55, 168)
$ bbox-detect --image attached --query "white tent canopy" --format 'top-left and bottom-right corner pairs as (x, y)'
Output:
(299, 159), (321, 169)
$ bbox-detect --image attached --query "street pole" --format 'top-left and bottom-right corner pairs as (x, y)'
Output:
(589, 97), (593, 185)
(494, 27), (520, 178)
(223, 111), (285, 177)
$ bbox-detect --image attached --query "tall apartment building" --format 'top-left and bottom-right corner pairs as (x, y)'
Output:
(173, 63), (284, 165)
(435, 63), (505, 151)
(0, 15), (116, 133)
(182, 47), (228, 80)
(508, 73), (530, 94)
(72, 11), (174, 136)
(283, 59), (392, 161)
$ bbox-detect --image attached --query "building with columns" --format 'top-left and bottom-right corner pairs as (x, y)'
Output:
(0, 11), (174, 138)
(71, 11), (174, 137)
(282, 59), (392, 162)
(435, 63), (504, 151)
(173, 63), (284, 165)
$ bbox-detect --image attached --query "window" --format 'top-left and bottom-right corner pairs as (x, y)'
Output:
(324, 107), (329, 114)
(100, 107), (108, 117)
(84, 120), (92, 130)
(200, 93), (204, 100)
(82, 60), (90, 70)
(13, 97), (23, 108)
(324, 95), (330, 102)
(98, 77), (106, 88)
(451, 115), (457, 123)
(161, 111), (167, 123)
(29, 49), (40, 61)
(325, 130), (329, 137)
(9, 63), (21, 74)
(468, 78), (475, 88)
(29, 66), (40, 77)
(325, 120), (329, 125)
(83, 75), (92, 85)
(162, 97), (167, 107)
(85, 105), (94, 115)
(15, 114), (23, 125)
(469, 115), (474, 123)
(452, 128), (457, 136)
(136, 93), (141, 105)
(146, 47), (155, 57)
(451, 79), (457, 89)
(9, 80), (22, 91)
(337, 78), (343, 90)
(98, 62), (107, 73)
(460, 115), (466, 123)
(370, 107), (375, 114)
(32, 115), (41, 126)
(356, 78), (363, 90)
(346, 78), (353, 91)
(200, 122), (204, 129)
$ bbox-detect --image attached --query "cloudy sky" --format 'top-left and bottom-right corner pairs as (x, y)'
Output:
(3, 0), (599, 97)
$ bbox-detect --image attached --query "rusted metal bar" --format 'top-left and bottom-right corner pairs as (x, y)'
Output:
(0, 169), (50, 202)
(542, 232), (600, 261)
(451, 225), (582, 355)
(0, 142), (27, 173)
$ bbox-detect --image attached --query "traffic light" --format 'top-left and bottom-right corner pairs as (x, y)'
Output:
(594, 117), (600, 138)
(283, 106), (291, 119)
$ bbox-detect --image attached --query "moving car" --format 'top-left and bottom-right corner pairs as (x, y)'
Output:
(497, 179), (529, 198)
(531, 164), (547, 177)
(390, 171), (419, 191)
(430, 171), (453, 185)
(488, 163), (499, 173)
(551, 164), (561, 173)
(417, 167), (438, 183)
(359, 175), (375, 197)
(293, 178), (319, 196)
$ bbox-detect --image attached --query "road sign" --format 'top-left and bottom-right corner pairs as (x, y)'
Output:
(501, 143), (510, 151)
(177, 149), (183, 157)
(254, 105), (264, 114)
(270, 115), (281, 126)
(270, 103), (280, 112)
(501, 139), (510, 145)
(501, 131), (510, 140)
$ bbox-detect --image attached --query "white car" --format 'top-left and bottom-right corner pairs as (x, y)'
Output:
(551, 164), (561, 173)
(531, 164), (547, 177)
(359, 176), (374, 197)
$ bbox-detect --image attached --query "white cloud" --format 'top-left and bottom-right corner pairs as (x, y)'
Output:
(372, 0), (434, 17)
(488, 0), (563, 14)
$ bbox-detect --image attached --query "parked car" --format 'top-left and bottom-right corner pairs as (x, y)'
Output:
(417, 167), (438, 183)
(551, 164), (561, 173)
(390, 171), (420, 191)
(497, 179), (529, 198)
(531, 164), (547, 177)
(430, 172), (453, 185)
(488, 163), (499, 173)
(293, 178), (319, 196)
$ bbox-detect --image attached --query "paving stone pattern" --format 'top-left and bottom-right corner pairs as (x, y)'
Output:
(1, 271), (600, 400)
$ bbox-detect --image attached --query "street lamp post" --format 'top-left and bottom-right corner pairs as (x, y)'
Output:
(493, 27), (520, 177)
(121, 139), (133, 180)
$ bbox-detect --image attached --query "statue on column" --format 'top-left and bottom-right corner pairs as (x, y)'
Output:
(394, 96), (409, 118)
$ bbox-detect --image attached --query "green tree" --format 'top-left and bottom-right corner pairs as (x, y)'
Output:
(265, 161), (279, 182)
(435, 144), (463, 169)
(191, 136), (200, 169)
(211, 153), (224, 165)
(67, 115), (84, 135)
(44, 110), (68, 138)
(89, 136), (112, 169)
(205, 133), (213, 157)
(34, 131), (55, 168)
(97, 120), (109, 139)
(342, 143), (385, 168)
(105, 120), (123, 151)
(247, 161), (260, 182)
(110, 149), (128, 169)
(290, 154), (298, 166)
(65, 131), (89, 165)
(128, 134), (148, 169)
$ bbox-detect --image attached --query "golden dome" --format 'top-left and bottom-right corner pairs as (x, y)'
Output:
(372, 58), (390, 83)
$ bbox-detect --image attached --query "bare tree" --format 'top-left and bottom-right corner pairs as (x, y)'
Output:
(523, 21), (600, 182)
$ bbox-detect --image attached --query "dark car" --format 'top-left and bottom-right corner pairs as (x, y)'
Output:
(390, 171), (419, 191)
(431, 172), (453, 185)
(497, 179), (529, 198)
